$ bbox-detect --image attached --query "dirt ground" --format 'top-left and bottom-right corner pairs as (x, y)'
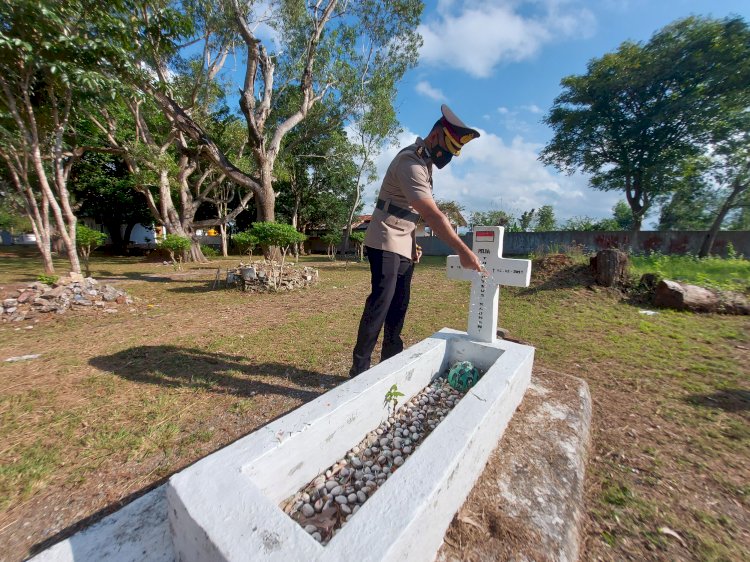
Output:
(0, 252), (748, 561)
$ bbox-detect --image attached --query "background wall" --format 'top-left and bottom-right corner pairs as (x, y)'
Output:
(417, 231), (750, 257)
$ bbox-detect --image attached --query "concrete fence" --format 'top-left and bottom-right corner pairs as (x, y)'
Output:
(417, 230), (750, 257)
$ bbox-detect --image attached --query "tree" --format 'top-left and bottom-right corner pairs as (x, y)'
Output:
(519, 209), (535, 231)
(249, 222), (306, 288)
(541, 16), (750, 232)
(68, 152), (154, 254)
(75, 224), (107, 277)
(435, 200), (467, 230)
(469, 210), (515, 229)
(698, 111), (750, 256)
(126, 0), (422, 231)
(534, 205), (556, 231)
(0, 0), (131, 273)
(321, 231), (341, 260)
(350, 230), (365, 261)
(273, 95), (360, 252)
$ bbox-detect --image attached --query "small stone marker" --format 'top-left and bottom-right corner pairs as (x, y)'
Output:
(447, 226), (531, 343)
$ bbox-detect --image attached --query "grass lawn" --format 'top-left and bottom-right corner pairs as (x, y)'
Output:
(0, 248), (748, 561)
(631, 253), (750, 292)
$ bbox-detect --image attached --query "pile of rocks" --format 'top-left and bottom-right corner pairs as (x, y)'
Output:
(228, 261), (319, 292)
(282, 375), (468, 544)
(1, 273), (133, 322)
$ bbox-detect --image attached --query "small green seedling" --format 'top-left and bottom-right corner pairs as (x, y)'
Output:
(384, 384), (404, 414)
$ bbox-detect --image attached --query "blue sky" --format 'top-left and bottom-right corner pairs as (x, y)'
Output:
(363, 0), (750, 226)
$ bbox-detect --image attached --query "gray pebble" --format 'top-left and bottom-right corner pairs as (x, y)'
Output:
(394, 456), (405, 466)
(347, 493), (358, 503)
(312, 532), (322, 542)
(351, 458), (363, 469)
(379, 438), (389, 447)
(331, 485), (343, 496)
(341, 504), (351, 514)
(305, 524), (317, 534)
(377, 455), (386, 464)
(353, 505), (361, 514)
(325, 480), (337, 491)
(364, 448), (372, 457)
(301, 503), (315, 517)
(335, 495), (348, 505)
(357, 490), (367, 503)
(403, 446), (412, 454)
(340, 468), (350, 478)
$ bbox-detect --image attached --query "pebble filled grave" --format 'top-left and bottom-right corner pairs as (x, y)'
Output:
(280, 367), (482, 545)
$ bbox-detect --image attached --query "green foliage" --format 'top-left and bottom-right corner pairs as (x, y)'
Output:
(75, 225), (108, 277)
(75, 225), (107, 251)
(249, 222), (306, 250)
(200, 245), (218, 258)
(435, 200), (467, 228)
(470, 210), (515, 228)
(631, 253), (750, 292)
(321, 232), (342, 246)
(232, 231), (259, 256)
(384, 384), (404, 412)
(534, 205), (557, 232)
(541, 16), (750, 230)
(158, 234), (192, 254)
(37, 274), (58, 286)
(158, 234), (191, 270)
(562, 202), (633, 231)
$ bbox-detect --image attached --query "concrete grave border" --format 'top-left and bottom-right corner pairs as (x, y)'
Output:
(167, 328), (534, 562)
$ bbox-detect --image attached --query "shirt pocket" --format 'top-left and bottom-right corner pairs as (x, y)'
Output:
(382, 213), (407, 232)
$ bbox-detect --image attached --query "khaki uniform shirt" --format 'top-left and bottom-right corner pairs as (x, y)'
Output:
(364, 138), (433, 259)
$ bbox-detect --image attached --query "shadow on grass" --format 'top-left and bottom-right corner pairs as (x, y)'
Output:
(30, 347), (341, 558)
(89, 345), (342, 401)
(686, 389), (750, 413)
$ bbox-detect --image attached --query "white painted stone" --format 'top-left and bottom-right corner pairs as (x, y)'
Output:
(167, 329), (534, 562)
(29, 486), (172, 562)
(447, 226), (531, 343)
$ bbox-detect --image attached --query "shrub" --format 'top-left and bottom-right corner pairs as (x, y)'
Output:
(37, 274), (58, 285)
(76, 225), (108, 277)
(233, 231), (259, 257)
(158, 234), (192, 270)
(249, 222), (307, 288)
(201, 244), (218, 258)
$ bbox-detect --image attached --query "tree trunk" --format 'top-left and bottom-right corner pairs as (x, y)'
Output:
(590, 249), (629, 287)
(123, 223), (136, 254)
(220, 223), (228, 257)
(699, 177), (746, 257)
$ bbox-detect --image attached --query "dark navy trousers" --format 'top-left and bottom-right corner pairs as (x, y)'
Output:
(350, 247), (414, 377)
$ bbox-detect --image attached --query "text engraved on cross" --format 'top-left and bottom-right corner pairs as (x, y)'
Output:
(446, 227), (532, 343)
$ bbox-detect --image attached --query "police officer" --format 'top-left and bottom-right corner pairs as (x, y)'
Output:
(350, 104), (483, 377)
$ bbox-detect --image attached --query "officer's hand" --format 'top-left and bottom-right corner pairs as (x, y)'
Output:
(459, 249), (483, 273)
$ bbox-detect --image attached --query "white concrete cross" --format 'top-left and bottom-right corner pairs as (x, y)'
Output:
(447, 226), (532, 343)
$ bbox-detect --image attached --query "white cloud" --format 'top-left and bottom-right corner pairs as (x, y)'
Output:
(521, 104), (542, 114)
(361, 128), (619, 222)
(418, 1), (596, 77)
(415, 80), (448, 102)
(497, 106), (510, 115)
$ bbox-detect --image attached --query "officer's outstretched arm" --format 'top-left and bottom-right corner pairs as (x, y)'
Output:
(410, 198), (482, 272)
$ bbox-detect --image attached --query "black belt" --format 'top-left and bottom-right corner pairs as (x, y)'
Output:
(376, 199), (420, 223)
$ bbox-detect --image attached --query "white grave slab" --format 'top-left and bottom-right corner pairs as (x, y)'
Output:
(447, 226), (531, 343)
(168, 330), (533, 562)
